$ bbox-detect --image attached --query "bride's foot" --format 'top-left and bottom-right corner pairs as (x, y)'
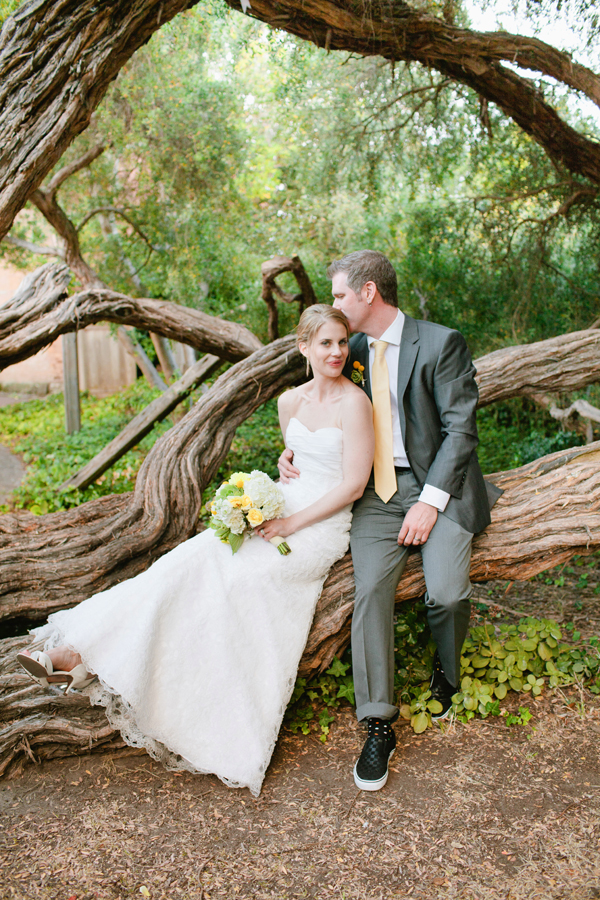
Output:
(17, 648), (95, 692)
(45, 647), (83, 679)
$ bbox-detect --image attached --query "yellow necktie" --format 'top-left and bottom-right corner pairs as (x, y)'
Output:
(371, 340), (397, 503)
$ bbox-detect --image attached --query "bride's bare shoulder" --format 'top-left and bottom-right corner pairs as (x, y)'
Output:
(277, 385), (307, 416)
(340, 379), (371, 413)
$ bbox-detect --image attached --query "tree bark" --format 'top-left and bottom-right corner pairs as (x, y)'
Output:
(261, 255), (318, 342)
(2, 1), (600, 247)
(0, 0), (201, 241)
(2, 313), (600, 624)
(0, 262), (263, 369)
(1, 439), (599, 776)
(474, 329), (600, 406)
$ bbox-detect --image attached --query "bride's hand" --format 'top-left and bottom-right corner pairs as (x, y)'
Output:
(256, 517), (293, 541)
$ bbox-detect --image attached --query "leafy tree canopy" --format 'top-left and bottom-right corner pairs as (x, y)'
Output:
(2, 0), (599, 354)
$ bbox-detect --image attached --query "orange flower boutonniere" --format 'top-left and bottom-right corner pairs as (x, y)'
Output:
(351, 360), (365, 386)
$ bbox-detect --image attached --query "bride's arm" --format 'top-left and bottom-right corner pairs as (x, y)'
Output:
(260, 389), (374, 540)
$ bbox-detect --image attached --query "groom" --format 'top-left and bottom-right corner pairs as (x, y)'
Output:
(279, 250), (500, 791)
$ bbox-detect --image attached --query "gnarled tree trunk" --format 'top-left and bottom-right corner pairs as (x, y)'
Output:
(1, 439), (599, 776)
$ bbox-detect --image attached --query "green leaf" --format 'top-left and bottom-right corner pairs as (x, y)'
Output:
(326, 657), (349, 678)
(228, 532), (244, 554)
(411, 711), (430, 734)
(494, 683), (508, 699)
(428, 699), (443, 714)
(470, 655), (490, 667)
(336, 678), (355, 705)
(522, 638), (538, 651)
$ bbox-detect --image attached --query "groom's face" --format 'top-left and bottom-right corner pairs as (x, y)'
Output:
(331, 272), (371, 333)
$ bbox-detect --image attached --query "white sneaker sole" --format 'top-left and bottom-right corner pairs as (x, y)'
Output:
(353, 748), (395, 791)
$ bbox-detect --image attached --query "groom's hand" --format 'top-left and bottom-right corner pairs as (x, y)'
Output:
(277, 448), (300, 483)
(398, 501), (438, 546)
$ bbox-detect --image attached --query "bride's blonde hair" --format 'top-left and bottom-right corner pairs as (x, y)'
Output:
(296, 304), (350, 346)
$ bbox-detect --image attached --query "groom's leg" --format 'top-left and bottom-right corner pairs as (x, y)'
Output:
(350, 478), (411, 722)
(420, 515), (473, 687)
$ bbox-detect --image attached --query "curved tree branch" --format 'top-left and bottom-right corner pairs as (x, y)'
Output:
(3, 234), (64, 258)
(1, 437), (599, 776)
(46, 143), (107, 197)
(224, 0), (600, 185)
(2, 0), (600, 243)
(0, 262), (263, 368)
(76, 206), (161, 252)
(0, 334), (305, 623)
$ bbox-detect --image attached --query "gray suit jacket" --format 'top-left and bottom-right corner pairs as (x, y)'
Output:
(343, 315), (501, 535)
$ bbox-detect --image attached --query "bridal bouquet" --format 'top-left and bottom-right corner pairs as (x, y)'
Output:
(208, 470), (291, 555)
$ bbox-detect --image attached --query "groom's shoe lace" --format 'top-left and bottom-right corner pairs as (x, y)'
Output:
(353, 718), (396, 791)
(429, 651), (457, 720)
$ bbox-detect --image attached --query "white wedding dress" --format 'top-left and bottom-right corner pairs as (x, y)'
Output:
(34, 418), (352, 796)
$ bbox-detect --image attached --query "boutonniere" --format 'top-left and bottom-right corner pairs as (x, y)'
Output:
(351, 361), (365, 386)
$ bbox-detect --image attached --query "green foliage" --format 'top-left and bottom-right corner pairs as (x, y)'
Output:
(0, 0), (21, 23)
(0, 384), (285, 519)
(0, 382), (167, 514)
(476, 397), (585, 474)
(288, 597), (600, 740)
(4, 5), (600, 357)
(285, 656), (354, 742)
(504, 706), (534, 728)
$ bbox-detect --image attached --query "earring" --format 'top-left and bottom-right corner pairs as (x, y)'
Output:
(306, 358), (311, 377)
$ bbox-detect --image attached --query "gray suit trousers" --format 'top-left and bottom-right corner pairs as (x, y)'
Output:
(350, 472), (473, 722)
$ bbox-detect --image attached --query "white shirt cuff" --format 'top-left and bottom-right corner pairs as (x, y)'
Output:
(419, 484), (451, 512)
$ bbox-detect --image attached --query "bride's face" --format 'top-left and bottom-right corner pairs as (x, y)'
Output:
(301, 320), (349, 378)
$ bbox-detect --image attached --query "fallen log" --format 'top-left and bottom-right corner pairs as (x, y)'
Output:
(0, 262), (263, 369)
(60, 354), (223, 492)
(474, 328), (600, 404)
(1, 440), (599, 776)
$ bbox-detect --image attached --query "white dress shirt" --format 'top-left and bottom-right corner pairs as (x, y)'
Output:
(366, 310), (450, 512)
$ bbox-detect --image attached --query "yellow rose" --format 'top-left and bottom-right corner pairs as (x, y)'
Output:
(229, 471), (250, 489)
(228, 496), (244, 508)
(247, 508), (264, 527)
(240, 494), (253, 511)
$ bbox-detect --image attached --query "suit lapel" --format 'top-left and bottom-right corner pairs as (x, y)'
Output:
(350, 333), (372, 401)
(397, 315), (419, 438)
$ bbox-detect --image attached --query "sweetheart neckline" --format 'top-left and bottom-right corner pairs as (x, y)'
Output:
(288, 416), (343, 436)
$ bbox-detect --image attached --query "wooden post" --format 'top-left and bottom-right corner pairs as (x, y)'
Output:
(62, 332), (81, 434)
(60, 354), (223, 491)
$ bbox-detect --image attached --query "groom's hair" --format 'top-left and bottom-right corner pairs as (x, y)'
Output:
(327, 250), (398, 307)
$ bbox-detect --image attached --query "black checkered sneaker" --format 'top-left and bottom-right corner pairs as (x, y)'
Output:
(353, 717), (396, 791)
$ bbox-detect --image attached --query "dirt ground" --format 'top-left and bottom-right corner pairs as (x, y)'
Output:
(2, 568), (600, 900)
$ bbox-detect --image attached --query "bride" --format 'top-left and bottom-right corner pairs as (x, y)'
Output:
(17, 304), (374, 796)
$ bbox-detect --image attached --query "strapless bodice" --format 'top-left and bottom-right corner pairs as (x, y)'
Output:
(282, 417), (346, 517)
(284, 417), (343, 481)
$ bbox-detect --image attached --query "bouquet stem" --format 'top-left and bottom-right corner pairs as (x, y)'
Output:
(269, 536), (292, 555)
